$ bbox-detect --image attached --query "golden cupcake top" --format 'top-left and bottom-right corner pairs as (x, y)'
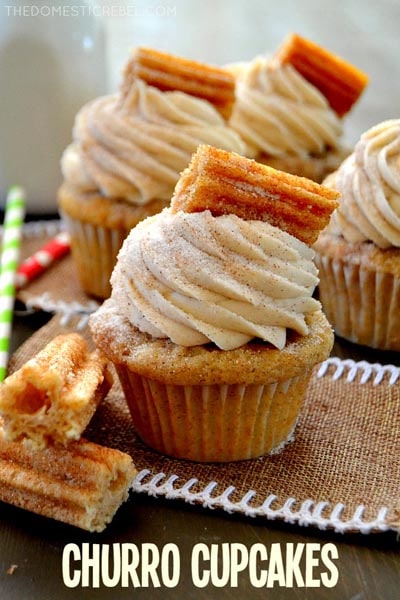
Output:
(61, 47), (245, 205)
(323, 119), (400, 248)
(106, 146), (338, 351)
(228, 33), (368, 159)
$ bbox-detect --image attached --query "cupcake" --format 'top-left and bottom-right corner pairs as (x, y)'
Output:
(228, 33), (368, 182)
(90, 145), (338, 462)
(314, 119), (400, 350)
(58, 47), (245, 299)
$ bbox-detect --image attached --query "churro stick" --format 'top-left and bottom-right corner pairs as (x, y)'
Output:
(0, 430), (136, 532)
(171, 145), (339, 245)
(0, 334), (112, 448)
(120, 46), (236, 119)
(274, 33), (368, 117)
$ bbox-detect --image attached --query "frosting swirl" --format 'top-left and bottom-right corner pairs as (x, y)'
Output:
(228, 56), (343, 158)
(110, 208), (320, 350)
(61, 80), (245, 205)
(325, 119), (400, 248)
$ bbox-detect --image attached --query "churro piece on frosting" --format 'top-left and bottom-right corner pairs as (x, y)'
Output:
(274, 33), (369, 117)
(0, 334), (112, 448)
(120, 46), (236, 119)
(0, 430), (136, 532)
(171, 145), (340, 245)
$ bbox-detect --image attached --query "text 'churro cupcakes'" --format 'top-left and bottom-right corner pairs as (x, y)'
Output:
(90, 146), (337, 462)
(58, 47), (245, 299)
(228, 33), (368, 182)
(314, 119), (400, 350)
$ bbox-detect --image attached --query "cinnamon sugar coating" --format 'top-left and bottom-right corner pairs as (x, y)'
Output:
(0, 432), (136, 532)
(0, 334), (112, 448)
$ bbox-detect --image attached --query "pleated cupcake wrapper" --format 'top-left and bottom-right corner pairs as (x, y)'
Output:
(115, 366), (312, 462)
(62, 215), (127, 299)
(316, 254), (400, 351)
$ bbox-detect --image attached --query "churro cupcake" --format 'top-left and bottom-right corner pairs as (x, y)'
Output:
(90, 146), (337, 462)
(228, 33), (368, 182)
(314, 119), (400, 350)
(58, 47), (245, 299)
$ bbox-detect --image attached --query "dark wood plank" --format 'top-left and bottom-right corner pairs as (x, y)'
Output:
(0, 493), (399, 599)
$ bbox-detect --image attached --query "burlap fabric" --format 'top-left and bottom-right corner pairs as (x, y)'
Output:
(5, 221), (400, 534)
(8, 313), (400, 535)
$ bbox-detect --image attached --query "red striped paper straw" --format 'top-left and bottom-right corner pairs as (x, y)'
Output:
(15, 230), (70, 290)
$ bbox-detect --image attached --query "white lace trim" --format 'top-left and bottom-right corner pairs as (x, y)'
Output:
(317, 357), (400, 385)
(131, 358), (400, 534)
(1, 219), (64, 239)
(131, 470), (390, 534)
(23, 292), (99, 330)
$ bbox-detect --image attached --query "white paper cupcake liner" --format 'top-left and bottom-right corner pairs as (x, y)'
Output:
(62, 215), (127, 299)
(317, 254), (400, 350)
(115, 366), (312, 462)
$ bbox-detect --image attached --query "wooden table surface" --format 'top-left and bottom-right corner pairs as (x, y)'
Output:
(0, 311), (399, 600)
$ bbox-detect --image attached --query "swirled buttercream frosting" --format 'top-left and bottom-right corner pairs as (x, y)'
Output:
(325, 119), (400, 249)
(61, 80), (245, 205)
(228, 56), (343, 159)
(109, 208), (321, 350)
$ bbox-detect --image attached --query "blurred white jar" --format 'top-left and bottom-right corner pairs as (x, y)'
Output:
(0, 0), (106, 213)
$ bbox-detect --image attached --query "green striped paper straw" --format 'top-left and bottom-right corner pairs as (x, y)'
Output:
(0, 186), (26, 382)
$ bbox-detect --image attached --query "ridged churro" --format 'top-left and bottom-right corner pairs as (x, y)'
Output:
(171, 145), (340, 244)
(120, 46), (236, 119)
(0, 430), (136, 532)
(274, 33), (369, 117)
(0, 334), (112, 448)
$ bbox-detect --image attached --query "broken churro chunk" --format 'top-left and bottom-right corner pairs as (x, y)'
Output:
(0, 430), (136, 532)
(171, 145), (340, 245)
(120, 46), (236, 119)
(274, 33), (369, 117)
(0, 334), (112, 448)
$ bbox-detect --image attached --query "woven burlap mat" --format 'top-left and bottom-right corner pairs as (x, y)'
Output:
(7, 221), (400, 534)
(8, 312), (400, 535)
